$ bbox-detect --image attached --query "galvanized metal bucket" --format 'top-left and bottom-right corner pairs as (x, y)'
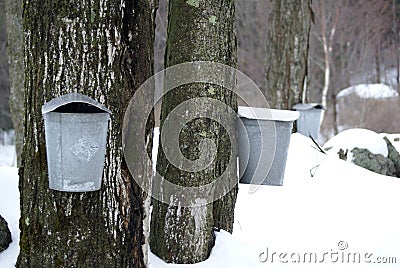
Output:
(293, 103), (325, 140)
(42, 93), (111, 192)
(238, 106), (299, 186)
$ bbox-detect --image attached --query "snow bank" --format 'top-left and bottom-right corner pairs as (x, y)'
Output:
(379, 133), (400, 153)
(234, 130), (400, 268)
(0, 168), (19, 267)
(337, 83), (398, 99)
(2, 128), (400, 268)
(324, 128), (388, 157)
(149, 230), (264, 267)
(238, 106), (300, 122)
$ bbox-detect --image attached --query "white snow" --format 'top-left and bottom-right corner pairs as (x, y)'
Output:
(379, 133), (400, 153)
(337, 83), (398, 99)
(324, 128), (388, 157)
(238, 106), (300, 122)
(0, 146), (16, 167)
(190, 198), (208, 238)
(1, 129), (400, 267)
(149, 230), (264, 267)
(0, 168), (20, 267)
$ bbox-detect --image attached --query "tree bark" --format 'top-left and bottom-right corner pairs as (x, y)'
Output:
(395, 0), (400, 90)
(150, 0), (238, 264)
(319, 0), (339, 109)
(265, 0), (312, 110)
(17, 0), (155, 267)
(5, 0), (24, 166)
(375, 46), (381, 83)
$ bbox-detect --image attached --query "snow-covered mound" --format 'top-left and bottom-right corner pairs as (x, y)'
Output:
(0, 168), (19, 267)
(337, 83), (398, 99)
(149, 230), (264, 267)
(379, 133), (400, 153)
(324, 128), (388, 157)
(2, 128), (400, 267)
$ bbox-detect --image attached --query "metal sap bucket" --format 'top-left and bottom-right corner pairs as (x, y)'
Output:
(238, 106), (299, 186)
(42, 93), (111, 192)
(293, 103), (325, 140)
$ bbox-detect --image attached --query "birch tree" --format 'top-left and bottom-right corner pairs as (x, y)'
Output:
(318, 0), (338, 109)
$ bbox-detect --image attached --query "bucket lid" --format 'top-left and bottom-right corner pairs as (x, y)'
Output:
(42, 93), (111, 114)
(238, 106), (299, 122)
(293, 103), (326, 111)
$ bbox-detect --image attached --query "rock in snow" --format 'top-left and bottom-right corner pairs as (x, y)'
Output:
(325, 130), (400, 178)
(351, 147), (396, 177)
(324, 128), (388, 157)
(0, 215), (12, 253)
(384, 136), (400, 177)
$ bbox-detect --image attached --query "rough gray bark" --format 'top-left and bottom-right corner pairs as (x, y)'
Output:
(265, 0), (313, 110)
(0, 0), (12, 131)
(150, 0), (238, 264)
(395, 0), (400, 90)
(17, 0), (155, 267)
(5, 0), (24, 166)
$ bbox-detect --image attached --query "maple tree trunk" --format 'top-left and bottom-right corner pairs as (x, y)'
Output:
(17, 0), (155, 267)
(150, 0), (238, 264)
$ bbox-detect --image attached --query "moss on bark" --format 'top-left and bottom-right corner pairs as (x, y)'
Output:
(17, 0), (155, 267)
(150, 0), (238, 264)
(265, 0), (312, 110)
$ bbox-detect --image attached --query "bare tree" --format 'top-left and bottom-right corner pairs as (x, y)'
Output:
(5, 0), (24, 165)
(308, 0), (398, 140)
(394, 0), (400, 89)
(236, 0), (271, 95)
(0, 0), (12, 132)
(265, 0), (313, 110)
(318, 0), (339, 109)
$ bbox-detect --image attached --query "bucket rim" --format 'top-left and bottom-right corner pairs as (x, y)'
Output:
(42, 93), (112, 115)
(293, 103), (326, 110)
(238, 106), (299, 122)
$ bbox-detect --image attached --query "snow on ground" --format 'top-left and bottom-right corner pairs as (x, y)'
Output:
(336, 83), (398, 99)
(234, 133), (400, 267)
(379, 133), (400, 153)
(0, 168), (20, 267)
(0, 146), (16, 167)
(324, 128), (388, 157)
(1, 129), (400, 267)
(149, 230), (264, 268)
